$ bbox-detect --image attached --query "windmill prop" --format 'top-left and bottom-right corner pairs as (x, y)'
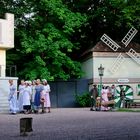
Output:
(100, 27), (139, 73)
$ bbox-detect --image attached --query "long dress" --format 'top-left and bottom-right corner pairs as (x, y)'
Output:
(31, 85), (36, 103)
(8, 84), (18, 114)
(23, 86), (31, 110)
(44, 84), (51, 107)
(40, 90), (47, 107)
(31, 85), (36, 110)
(18, 84), (25, 112)
(34, 84), (44, 109)
(101, 89), (110, 111)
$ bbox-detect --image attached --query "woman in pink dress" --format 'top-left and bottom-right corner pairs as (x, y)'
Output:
(40, 88), (47, 113)
(42, 79), (51, 113)
(101, 86), (110, 111)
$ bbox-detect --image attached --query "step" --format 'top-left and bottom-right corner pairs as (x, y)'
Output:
(0, 110), (9, 113)
(0, 100), (9, 105)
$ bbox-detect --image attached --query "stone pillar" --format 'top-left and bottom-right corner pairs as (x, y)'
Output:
(0, 13), (14, 77)
(0, 13), (18, 113)
(0, 50), (6, 77)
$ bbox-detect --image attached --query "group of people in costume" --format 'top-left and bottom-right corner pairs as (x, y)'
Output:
(90, 84), (116, 111)
(8, 79), (51, 114)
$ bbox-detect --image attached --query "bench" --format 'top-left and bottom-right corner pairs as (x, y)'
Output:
(129, 99), (140, 108)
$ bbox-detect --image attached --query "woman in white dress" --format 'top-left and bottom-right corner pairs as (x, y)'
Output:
(22, 81), (32, 114)
(42, 79), (51, 113)
(8, 80), (18, 114)
(18, 80), (25, 113)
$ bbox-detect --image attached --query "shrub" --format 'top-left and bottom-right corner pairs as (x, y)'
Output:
(75, 92), (91, 107)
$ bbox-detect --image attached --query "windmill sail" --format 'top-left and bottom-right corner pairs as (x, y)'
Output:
(121, 27), (138, 47)
(127, 48), (140, 65)
(101, 34), (121, 51)
(109, 53), (125, 73)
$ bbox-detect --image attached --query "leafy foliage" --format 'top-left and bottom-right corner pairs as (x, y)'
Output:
(1, 0), (87, 80)
(75, 92), (91, 107)
(0, 0), (140, 80)
(69, 0), (140, 51)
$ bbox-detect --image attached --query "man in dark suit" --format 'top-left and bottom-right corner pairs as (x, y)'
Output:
(90, 84), (98, 111)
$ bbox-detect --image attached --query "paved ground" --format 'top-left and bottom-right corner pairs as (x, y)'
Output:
(0, 108), (140, 140)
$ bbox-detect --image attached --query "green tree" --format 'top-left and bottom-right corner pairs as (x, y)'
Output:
(0, 0), (140, 80)
(69, 0), (140, 52)
(0, 0), (87, 80)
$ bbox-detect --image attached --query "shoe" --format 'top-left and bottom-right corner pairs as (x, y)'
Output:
(40, 110), (45, 114)
(34, 110), (39, 114)
(90, 108), (94, 111)
(96, 108), (100, 111)
(48, 111), (51, 113)
(11, 113), (16, 115)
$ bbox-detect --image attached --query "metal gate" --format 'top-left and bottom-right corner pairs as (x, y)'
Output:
(49, 79), (88, 107)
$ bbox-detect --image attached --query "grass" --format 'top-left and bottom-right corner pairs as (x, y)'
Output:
(116, 108), (140, 112)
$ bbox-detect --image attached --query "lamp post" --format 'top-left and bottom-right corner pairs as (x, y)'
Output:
(98, 64), (104, 111)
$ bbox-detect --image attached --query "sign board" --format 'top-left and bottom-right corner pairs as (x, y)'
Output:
(117, 79), (129, 83)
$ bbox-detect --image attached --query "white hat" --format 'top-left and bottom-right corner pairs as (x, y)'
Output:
(25, 81), (29, 84)
(42, 79), (47, 83)
(28, 81), (32, 84)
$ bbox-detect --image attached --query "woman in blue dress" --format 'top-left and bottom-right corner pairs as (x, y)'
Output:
(34, 79), (44, 113)
(8, 80), (18, 114)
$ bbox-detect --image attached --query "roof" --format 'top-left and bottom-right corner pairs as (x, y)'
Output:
(92, 41), (140, 52)
(81, 41), (140, 57)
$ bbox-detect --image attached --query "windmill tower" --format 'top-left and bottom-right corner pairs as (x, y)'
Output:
(100, 27), (140, 107)
(0, 13), (18, 113)
(81, 27), (140, 108)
